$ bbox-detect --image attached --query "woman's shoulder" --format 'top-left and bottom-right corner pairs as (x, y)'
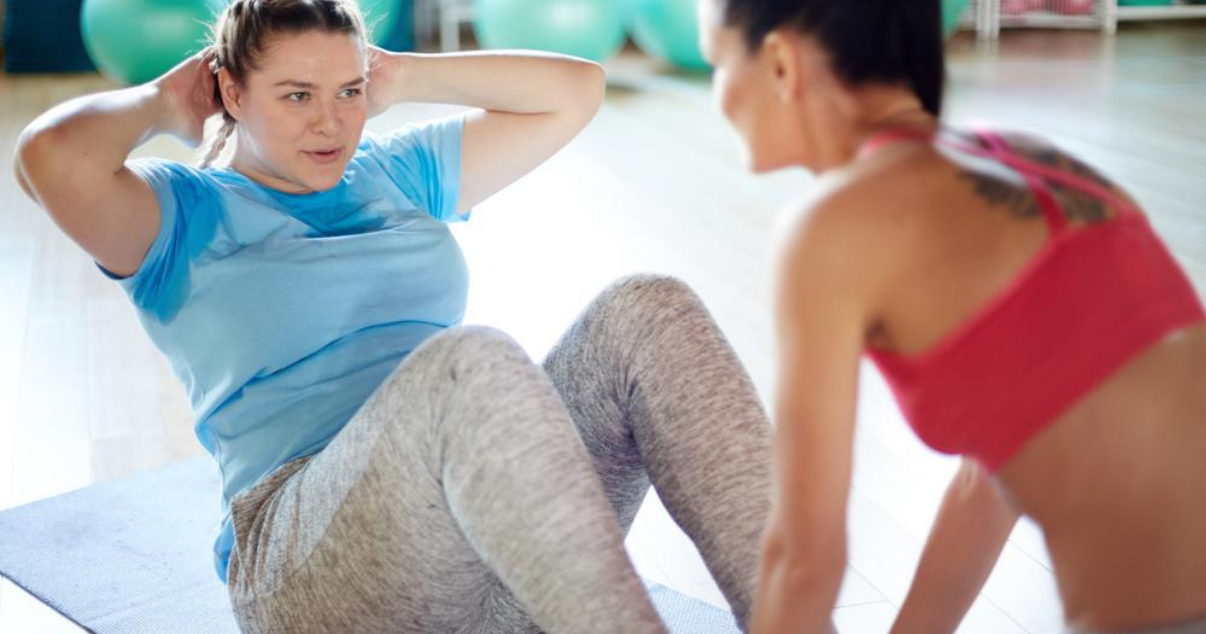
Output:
(123, 156), (238, 224)
(127, 155), (214, 177)
(773, 173), (911, 301)
(978, 129), (1143, 222)
(126, 156), (230, 194)
(771, 143), (961, 316)
(781, 150), (936, 252)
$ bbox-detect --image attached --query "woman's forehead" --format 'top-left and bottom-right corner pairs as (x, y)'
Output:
(253, 31), (365, 83)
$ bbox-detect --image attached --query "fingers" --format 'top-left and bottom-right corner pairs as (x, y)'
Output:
(190, 46), (215, 69)
(201, 77), (220, 116)
(366, 45), (390, 71)
(199, 48), (225, 117)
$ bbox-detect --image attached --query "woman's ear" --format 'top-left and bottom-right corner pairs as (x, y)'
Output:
(761, 30), (806, 105)
(217, 68), (244, 121)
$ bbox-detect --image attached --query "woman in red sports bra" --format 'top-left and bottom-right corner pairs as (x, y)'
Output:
(697, 1), (1206, 633)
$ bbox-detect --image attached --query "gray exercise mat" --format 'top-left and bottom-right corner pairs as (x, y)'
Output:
(0, 457), (740, 633)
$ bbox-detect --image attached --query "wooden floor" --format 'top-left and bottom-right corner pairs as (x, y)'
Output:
(2, 22), (1204, 633)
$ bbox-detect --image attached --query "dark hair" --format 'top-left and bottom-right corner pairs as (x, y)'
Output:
(198, 0), (369, 168)
(720, 0), (946, 117)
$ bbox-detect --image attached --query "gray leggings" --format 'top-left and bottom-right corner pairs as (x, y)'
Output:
(225, 275), (773, 634)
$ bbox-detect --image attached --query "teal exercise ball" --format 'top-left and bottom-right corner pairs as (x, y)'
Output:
(624, 0), (708, 71)
(473, 0), (626, 63)
(358, 0), (406, 45)
(81, 0), (229, 86)
(82, 0), (402, 86)
(943, 0), (971, 37)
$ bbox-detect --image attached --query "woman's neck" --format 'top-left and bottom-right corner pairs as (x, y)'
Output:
(805, 87), (938, 172)
(229, 141), (315, 195)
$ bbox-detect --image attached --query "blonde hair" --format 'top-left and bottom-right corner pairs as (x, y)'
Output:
(197, 0), (369, 169)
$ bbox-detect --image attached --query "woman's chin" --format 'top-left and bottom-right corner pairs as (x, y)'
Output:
(297, 169), (345, 193)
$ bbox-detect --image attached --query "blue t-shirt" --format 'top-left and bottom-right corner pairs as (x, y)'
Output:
(101, 115), (470, 583)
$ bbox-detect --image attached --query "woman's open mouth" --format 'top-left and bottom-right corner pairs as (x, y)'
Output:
(305, 147), (343, 164)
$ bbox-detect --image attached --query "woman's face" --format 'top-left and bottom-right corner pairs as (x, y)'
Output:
(697, 0), (830, 173)
(221, 30), (368, 194)
(698, 0), (791, 172)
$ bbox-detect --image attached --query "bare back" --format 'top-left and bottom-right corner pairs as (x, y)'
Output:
(850, 131), (1206, 630)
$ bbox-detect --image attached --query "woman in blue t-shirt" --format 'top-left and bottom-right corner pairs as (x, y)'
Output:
(13, 1), (771, 633)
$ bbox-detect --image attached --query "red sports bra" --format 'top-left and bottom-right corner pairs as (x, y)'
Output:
(862, 128), (1205, 471)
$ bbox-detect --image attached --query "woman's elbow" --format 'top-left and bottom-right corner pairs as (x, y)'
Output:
(763, 526), (848, 593)
(13, 160), (35, 203)
(569, 59), (606, 116)
(781, 549), (846, 595)
(13, 126), (58, 203)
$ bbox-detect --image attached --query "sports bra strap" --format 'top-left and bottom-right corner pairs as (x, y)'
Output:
(975, 129), (1068, 235)
(969, 140), (1141, 217)
(858, 128), (932, 158)
(858, 127), (1142, 232)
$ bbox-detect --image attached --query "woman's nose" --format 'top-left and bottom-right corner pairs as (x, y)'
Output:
(312, 100), (340, 135)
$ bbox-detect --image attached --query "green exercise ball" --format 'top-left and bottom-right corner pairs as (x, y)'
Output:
(81, 0), (229, 85)
(624, 0), (708, 71)
(943, 0), (971, 37)
(473, 0), (626, 63)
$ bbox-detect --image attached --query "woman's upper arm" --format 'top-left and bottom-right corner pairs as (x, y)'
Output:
(770, 192), (880, 562)
(18, 129), (160, 278)
(457, 65), (605, 214)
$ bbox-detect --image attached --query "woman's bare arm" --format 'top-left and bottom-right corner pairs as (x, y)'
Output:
(890, 459), (1020, 634)
(14, 52), (219, 277)
(366, 49), (606, 215)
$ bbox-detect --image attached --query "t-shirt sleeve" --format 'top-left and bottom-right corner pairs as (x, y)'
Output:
(97, 158), (212, 323)
(361, 114), (467, 223)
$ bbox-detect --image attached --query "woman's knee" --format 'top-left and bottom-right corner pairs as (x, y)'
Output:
(407, 325), (548, 426)
(366, 326), (536, 436)
(581, 274), (710, 345)
(601, 273), (698, 310)
(419, 325), (530, 378)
